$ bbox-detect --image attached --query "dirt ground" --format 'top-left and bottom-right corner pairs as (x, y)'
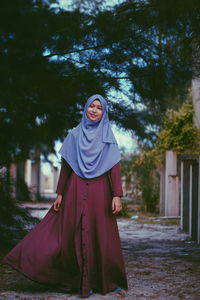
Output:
(1, 204), (200, 300)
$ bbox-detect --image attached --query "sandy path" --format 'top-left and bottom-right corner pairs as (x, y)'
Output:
(1, 219), (200, 300)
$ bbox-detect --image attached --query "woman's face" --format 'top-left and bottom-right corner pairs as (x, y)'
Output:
(86, 99), (103, 121)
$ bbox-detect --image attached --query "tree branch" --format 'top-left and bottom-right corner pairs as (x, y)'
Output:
(43, 33), (149, 59)
(44, 44), (109, 58)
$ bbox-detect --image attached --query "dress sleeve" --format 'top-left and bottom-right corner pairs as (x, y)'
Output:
(109, 162), (123, 197)
(56, 158), (72, 195)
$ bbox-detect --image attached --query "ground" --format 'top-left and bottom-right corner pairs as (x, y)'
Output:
(0, 203), (200, 300)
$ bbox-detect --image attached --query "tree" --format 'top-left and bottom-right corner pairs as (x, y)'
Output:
(133, 149), (159, 212)
(156, 99), (200, 155)
(0, 0), (104, 166)
(2, 0), (200, 167)
(120, 151), (141, 200)
(1, 0), (200, 243)
(120, 149), (159, 212)
(0, 174), (38, 248)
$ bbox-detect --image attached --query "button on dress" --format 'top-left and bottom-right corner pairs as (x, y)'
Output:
(3, 159), (128, 297)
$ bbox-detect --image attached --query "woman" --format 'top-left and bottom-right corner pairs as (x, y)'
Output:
(3, 94), (128, 298)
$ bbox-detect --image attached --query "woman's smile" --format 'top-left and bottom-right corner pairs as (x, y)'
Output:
(86, 99), (103, 121)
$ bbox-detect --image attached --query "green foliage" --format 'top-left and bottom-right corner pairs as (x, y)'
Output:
(133, 150), (159, 213)
(1, 0), (200, 245)
(120, 152), (135, 191)
(120, 151), (141, 201)
(1, 0), (200, 166)
(120, 150), (159, 212)
(131, 98), (200, 214)
(16, 175), (32, 203)
(156, 100), (200, 155)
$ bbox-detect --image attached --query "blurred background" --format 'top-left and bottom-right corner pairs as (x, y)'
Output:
(1, 0), (200, 246)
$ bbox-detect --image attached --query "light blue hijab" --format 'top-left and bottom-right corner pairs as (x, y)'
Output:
(58, 94), (121, 178)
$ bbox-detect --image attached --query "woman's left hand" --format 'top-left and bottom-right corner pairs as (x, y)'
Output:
(112, 197), (122, 214)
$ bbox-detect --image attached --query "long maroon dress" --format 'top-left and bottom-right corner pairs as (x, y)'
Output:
(3, 159), (128, 297)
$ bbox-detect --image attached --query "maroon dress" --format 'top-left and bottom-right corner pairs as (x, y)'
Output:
(3, 160), (128, 297)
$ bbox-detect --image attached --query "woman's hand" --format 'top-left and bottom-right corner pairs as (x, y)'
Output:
(112, 196), (122, 214)
(53, 194), (62, 212)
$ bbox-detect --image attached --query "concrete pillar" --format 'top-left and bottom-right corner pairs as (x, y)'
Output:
(9, 163), (17, 181)
(181, 158), (199, 241)
(189, 164), (193, 237)
(165, 151), (179, 216)
(192, 78), (200, 129)
(53, 166), (60, 193)
(180, 160), (190, 232)
(39, 168), (45, 198)
(192, 78), (200, 243)
(198, 157), (200, 244)
(158, 166), (165, 215)
(191, 162), (199, 241)
(24, 159), (32, 187)
(31, 149), (41, 201)
(180, 161), (184, 230)
(43, 165), (54, 193)
(9, 163), (17, 197)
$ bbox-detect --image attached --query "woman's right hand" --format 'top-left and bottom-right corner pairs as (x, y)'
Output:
(53, 194), (62, 212)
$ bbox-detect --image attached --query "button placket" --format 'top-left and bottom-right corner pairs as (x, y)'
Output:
(81, 181), (90, 296)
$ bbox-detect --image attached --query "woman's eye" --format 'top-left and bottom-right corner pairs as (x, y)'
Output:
(89, 104), (102, 110)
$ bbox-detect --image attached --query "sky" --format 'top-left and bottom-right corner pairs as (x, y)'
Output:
(57, 0), (125, 10)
